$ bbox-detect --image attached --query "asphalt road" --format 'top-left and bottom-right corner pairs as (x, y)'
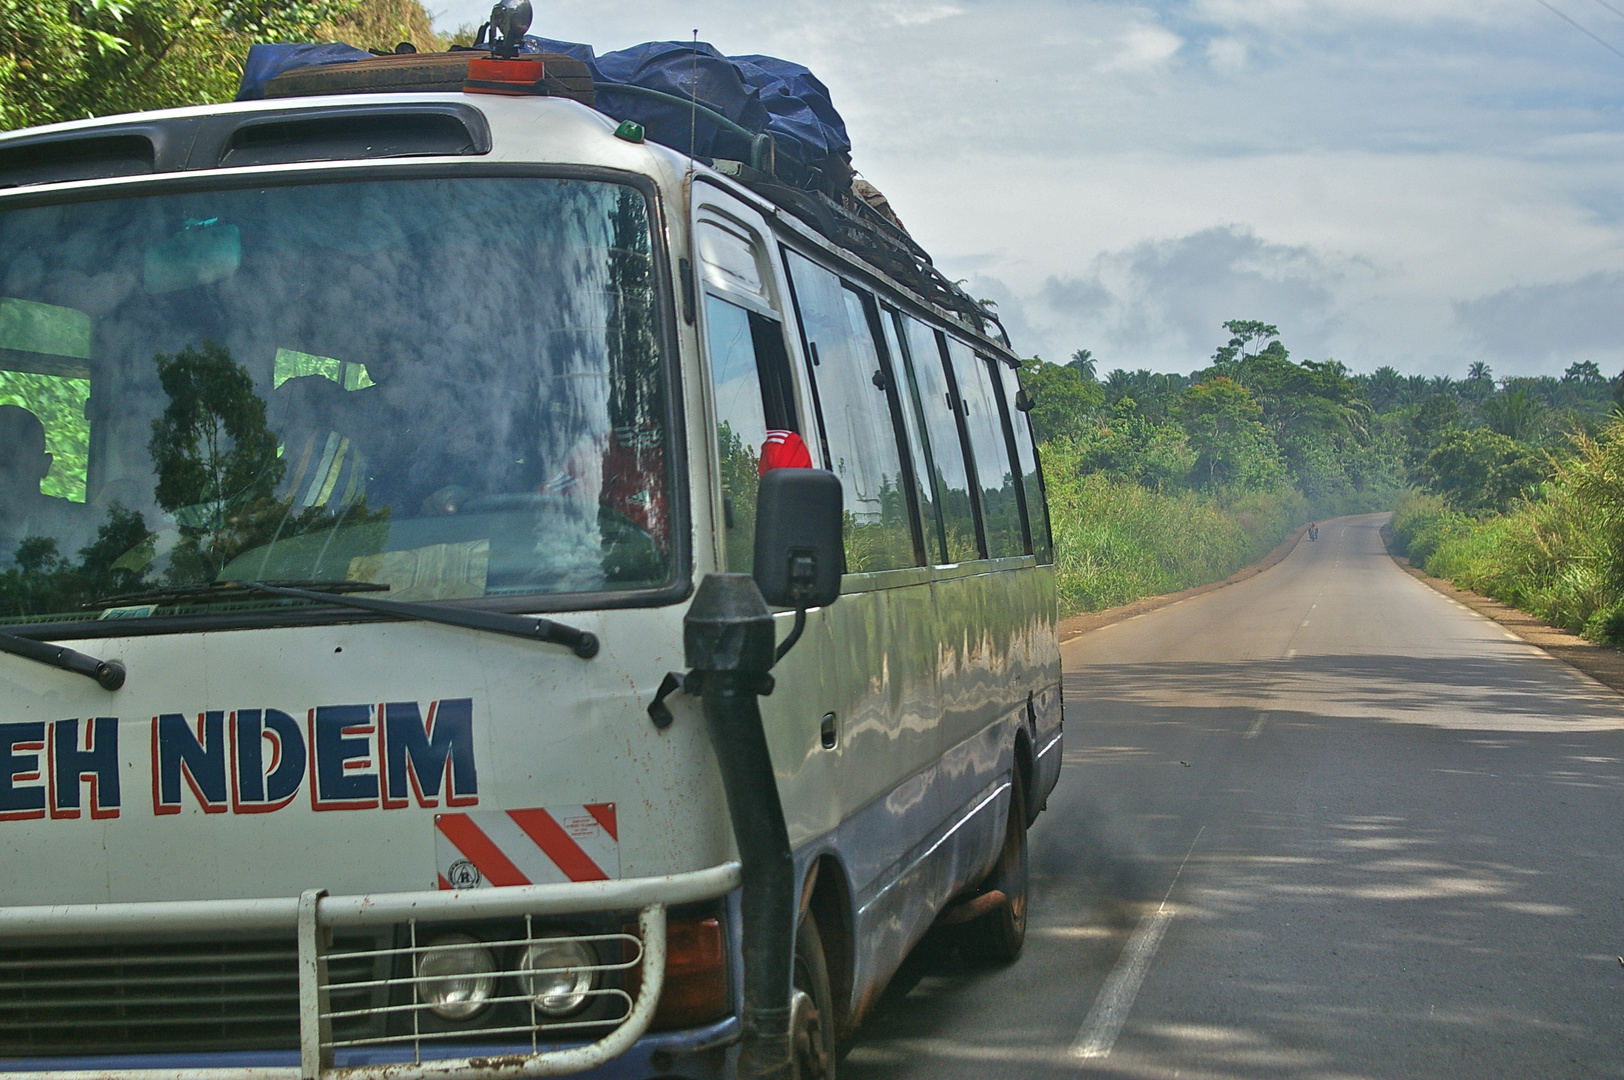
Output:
(843, 513), (1624, 1079)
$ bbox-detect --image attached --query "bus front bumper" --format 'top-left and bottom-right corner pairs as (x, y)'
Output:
(0, 863), (743, 1080)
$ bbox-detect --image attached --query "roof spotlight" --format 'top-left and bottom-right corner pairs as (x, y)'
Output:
(489, 0), (532, 57)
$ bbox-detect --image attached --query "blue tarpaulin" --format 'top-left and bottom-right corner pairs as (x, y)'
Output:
(235, 37), (851, 188)
(237, 43), (373, 100)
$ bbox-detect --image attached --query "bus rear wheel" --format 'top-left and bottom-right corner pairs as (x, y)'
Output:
(791, 914), (836, 1079)
(955, 768), (1029, 965)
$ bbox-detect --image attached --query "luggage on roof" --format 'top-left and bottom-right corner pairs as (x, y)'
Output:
(238, 36), (849, 194)
(231, 30), (1007, 343)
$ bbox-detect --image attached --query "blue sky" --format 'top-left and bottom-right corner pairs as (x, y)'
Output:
(432, 0), (1624, 379)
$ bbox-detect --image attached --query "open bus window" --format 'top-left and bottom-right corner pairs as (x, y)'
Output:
(272, 348), (374, 393)
(703, 293), (797, 574)
(0, 177), (675, 624)
(0, 298), (93, 504)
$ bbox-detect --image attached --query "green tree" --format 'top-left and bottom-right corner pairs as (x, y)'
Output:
(1364, 366), (1404, 412)
(1102, 369), (1190, 424)
(1174, 377), (1285, 490)
(1067, 348), (1097, 382)
(1405, 396), (1463, 474)
(1563, 360), (1604, 387)
(1479, 386), (1548, 444)
(1209, 320), (1279, 369)
(1, 0), (368, 132)
(1019, 356), (1103, 442)
(1422, 427), (1548, 513)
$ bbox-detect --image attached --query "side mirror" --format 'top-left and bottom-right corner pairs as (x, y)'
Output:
(753, 468), (844, 609)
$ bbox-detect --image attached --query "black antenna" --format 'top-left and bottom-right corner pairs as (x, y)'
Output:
(688, 29), (700, 171)
(691, 29), (704, 167)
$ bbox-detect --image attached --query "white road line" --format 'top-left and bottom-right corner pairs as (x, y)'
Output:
(1244, 712), (1269, 739)
(1285, 649), (1297, 659)
(1300, 619), (1310, 627)
(1071, 827), (1206, 1061)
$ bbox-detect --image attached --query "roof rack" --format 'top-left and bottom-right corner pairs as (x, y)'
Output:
(252, 48), (1007, 347)
(718, 165), (1009, 347)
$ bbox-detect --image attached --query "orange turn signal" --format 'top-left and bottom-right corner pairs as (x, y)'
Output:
(625, 915), (729, 1031)
(464, 57), (550, 96)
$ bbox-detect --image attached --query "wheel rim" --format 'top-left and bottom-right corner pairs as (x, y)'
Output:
(1007, 811), (1028, 936)
(790, 987), (830, 1079)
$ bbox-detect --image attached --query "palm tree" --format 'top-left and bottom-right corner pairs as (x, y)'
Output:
(1467, 361), (1492, 383)
(1069, 348), (1098, 382)
(1366, 366), (1403, 411)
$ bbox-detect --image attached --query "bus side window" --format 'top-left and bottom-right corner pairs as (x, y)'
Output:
(696, 215), (798, 574)
(991, 358), (1053, 563)
(896, 315), (980, 563)
(703, 293), (796, 573)
(0, 298), (94, 506)
(881, 306), (946, 565)
(944, 337), (1025, 559)
(783, 251), (917, 574)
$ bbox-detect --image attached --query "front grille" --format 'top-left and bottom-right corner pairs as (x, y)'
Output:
(0, 933), (388, 1057)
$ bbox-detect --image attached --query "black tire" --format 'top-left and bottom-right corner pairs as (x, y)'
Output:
(955, 768), (1029, 965)
(791, 914), (837, 1080)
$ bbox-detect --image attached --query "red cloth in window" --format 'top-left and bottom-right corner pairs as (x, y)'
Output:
(758, 429), (812, 475)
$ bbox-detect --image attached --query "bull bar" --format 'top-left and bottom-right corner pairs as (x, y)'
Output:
(0, 862), (744, 1080)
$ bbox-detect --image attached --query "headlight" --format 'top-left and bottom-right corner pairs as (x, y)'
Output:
(517, 936), (598, 1017)
(418, 933), (497, 1020)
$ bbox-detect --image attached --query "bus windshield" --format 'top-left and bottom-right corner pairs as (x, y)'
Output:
(0, 176), (673, 625)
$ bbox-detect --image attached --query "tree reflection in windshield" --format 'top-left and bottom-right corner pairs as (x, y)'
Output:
(0, 177), (673, 623)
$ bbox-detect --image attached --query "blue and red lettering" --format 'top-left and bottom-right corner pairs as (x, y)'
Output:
(381, 698), (477, 809)
(2, 696), (477, 822)
(310, 705), (380, 811)
(152, 713), (228, 814)
(0, 722), (46, 821)
(230, 709), (306, 813)
(49, 718), (120, 820)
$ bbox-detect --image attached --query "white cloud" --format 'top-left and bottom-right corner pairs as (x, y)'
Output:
(1205, 36), (1248, 73)
(426, 0), (1624, 378)
(1191, 0), (1528, 29)
(1096, 23), (1184, 71)
(1457, 272), (1624, 365)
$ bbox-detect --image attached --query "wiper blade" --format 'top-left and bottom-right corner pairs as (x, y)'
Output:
(85, 579), (390, 611)
(0, 630), (126, 690)
(239, 581), (600, 659)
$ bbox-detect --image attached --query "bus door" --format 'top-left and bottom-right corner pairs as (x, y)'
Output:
(690, 186), (848, 852)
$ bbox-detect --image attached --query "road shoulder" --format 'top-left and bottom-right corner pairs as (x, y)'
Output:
(1057, 524), (1309, 644)
(1378, 521), (1624, 697)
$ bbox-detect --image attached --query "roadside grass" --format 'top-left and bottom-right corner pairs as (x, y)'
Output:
(1043, 440), (1309, 614)
(1389, 421), (1624, 644)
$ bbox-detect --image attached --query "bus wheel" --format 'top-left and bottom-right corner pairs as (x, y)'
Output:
(792, 914), (837, 1079)
(957, 768), (1029, 965)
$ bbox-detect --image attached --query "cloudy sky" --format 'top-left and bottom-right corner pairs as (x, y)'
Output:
(432, 0), (1624, 380)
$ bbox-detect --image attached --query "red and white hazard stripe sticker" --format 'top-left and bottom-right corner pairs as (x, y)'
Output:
(434, 804), (618, 889)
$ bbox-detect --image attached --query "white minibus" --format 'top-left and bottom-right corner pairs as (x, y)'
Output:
(0, 35), (1061, 1080)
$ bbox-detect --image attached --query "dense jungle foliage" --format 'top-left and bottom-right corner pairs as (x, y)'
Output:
(1022, 323), (1621, 616)
(1, 0), (451, 131)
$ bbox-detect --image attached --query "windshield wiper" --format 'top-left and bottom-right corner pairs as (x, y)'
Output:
(0, 631), (126, 690)
(239, 581), (600, 659)
(85, 579), (391, 611)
